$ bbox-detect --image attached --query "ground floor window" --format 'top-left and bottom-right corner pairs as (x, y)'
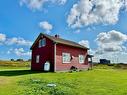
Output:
(79, 55), (85, 64)
(62, 53), (71, 63)
(36, 55), (40, 63)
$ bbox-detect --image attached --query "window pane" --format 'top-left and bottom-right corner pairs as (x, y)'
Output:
(36, 55), (39, 63)
(39, 38), (46, 48)
(62, 53), (70, 63)
(39, 40), (41, 48)
(79, 55), (84, 63)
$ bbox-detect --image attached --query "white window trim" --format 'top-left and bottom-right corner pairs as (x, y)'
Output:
(62, 53), (71, 63)
(39, 38), (46, 48)
(39, 40), (41, 48)
(36, 55), (40, 63)
(79, 55), (85, 64)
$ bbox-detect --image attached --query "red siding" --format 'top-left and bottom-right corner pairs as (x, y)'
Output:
(31, 36), (54, 71)
(55, 43), (89, 71)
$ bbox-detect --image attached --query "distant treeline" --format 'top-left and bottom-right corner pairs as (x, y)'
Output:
(0, 60), (30, 67)
(93, 63), (127, 69)
(10, 59), (31, 62)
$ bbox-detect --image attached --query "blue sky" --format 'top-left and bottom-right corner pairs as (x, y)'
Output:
(0, 0), (127, 63)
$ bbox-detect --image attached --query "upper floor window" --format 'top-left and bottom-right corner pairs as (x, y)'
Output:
(62, 53), (71, 63)
(39, 38), (46, 48)
(79, 55), (85, 64)
(36, 55), (40, 63)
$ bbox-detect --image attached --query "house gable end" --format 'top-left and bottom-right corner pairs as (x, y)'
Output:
(30, 33), (54, 50)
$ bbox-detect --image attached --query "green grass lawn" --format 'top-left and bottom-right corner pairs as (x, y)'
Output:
(0, 61), (127, 95)
(1, 65), (127, 95)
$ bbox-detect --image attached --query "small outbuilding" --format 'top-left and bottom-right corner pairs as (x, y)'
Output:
(30, 33), (93, 72)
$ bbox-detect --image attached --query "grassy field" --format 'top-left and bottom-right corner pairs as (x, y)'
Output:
(0, 60), (30, 67)
(1, 62), (127, 95)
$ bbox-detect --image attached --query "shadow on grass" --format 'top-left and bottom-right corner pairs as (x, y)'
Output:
(0, 70), (43, 76)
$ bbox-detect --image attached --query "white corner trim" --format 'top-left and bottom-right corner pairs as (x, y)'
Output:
(54, 43), (56, 72)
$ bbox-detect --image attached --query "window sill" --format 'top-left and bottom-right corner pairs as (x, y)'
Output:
(79, 63), (84, 64)
(62, 62), (71, 64)
(39, 45), (46, 48)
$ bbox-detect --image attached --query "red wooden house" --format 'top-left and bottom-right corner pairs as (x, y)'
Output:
(30, 33), (92, 72)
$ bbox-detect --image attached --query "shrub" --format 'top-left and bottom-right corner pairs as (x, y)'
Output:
(17, 59), (24, 62)
(18, 78), (77, 95)
(10, 59), (15, 61)
(70, 66), (78, 72)
(107, 64), (115, 66)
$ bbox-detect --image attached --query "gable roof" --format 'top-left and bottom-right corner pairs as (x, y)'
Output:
(30, 33), (89, 50)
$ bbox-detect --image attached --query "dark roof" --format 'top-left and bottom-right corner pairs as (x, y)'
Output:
(30, 33), (89, 50)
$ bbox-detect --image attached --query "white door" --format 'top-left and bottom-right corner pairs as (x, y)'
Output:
(44, 61), (50, 71)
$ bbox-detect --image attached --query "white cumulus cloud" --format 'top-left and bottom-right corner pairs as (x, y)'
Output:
(0, 33), (32, 46)
(67, 0), (127, 28)
(8, 48), (31, 56)
(79, 40), (89, 48)
(20, 0), (46, 11)
(55, 0), (67, 5)
(95, 30), (127, 54)
(6, 37), (32, 46)
(39, 21), (53, 34)
(74, 29), (80, 33)
(20, 0), (67, 11)
(0, 33), (6, 42)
